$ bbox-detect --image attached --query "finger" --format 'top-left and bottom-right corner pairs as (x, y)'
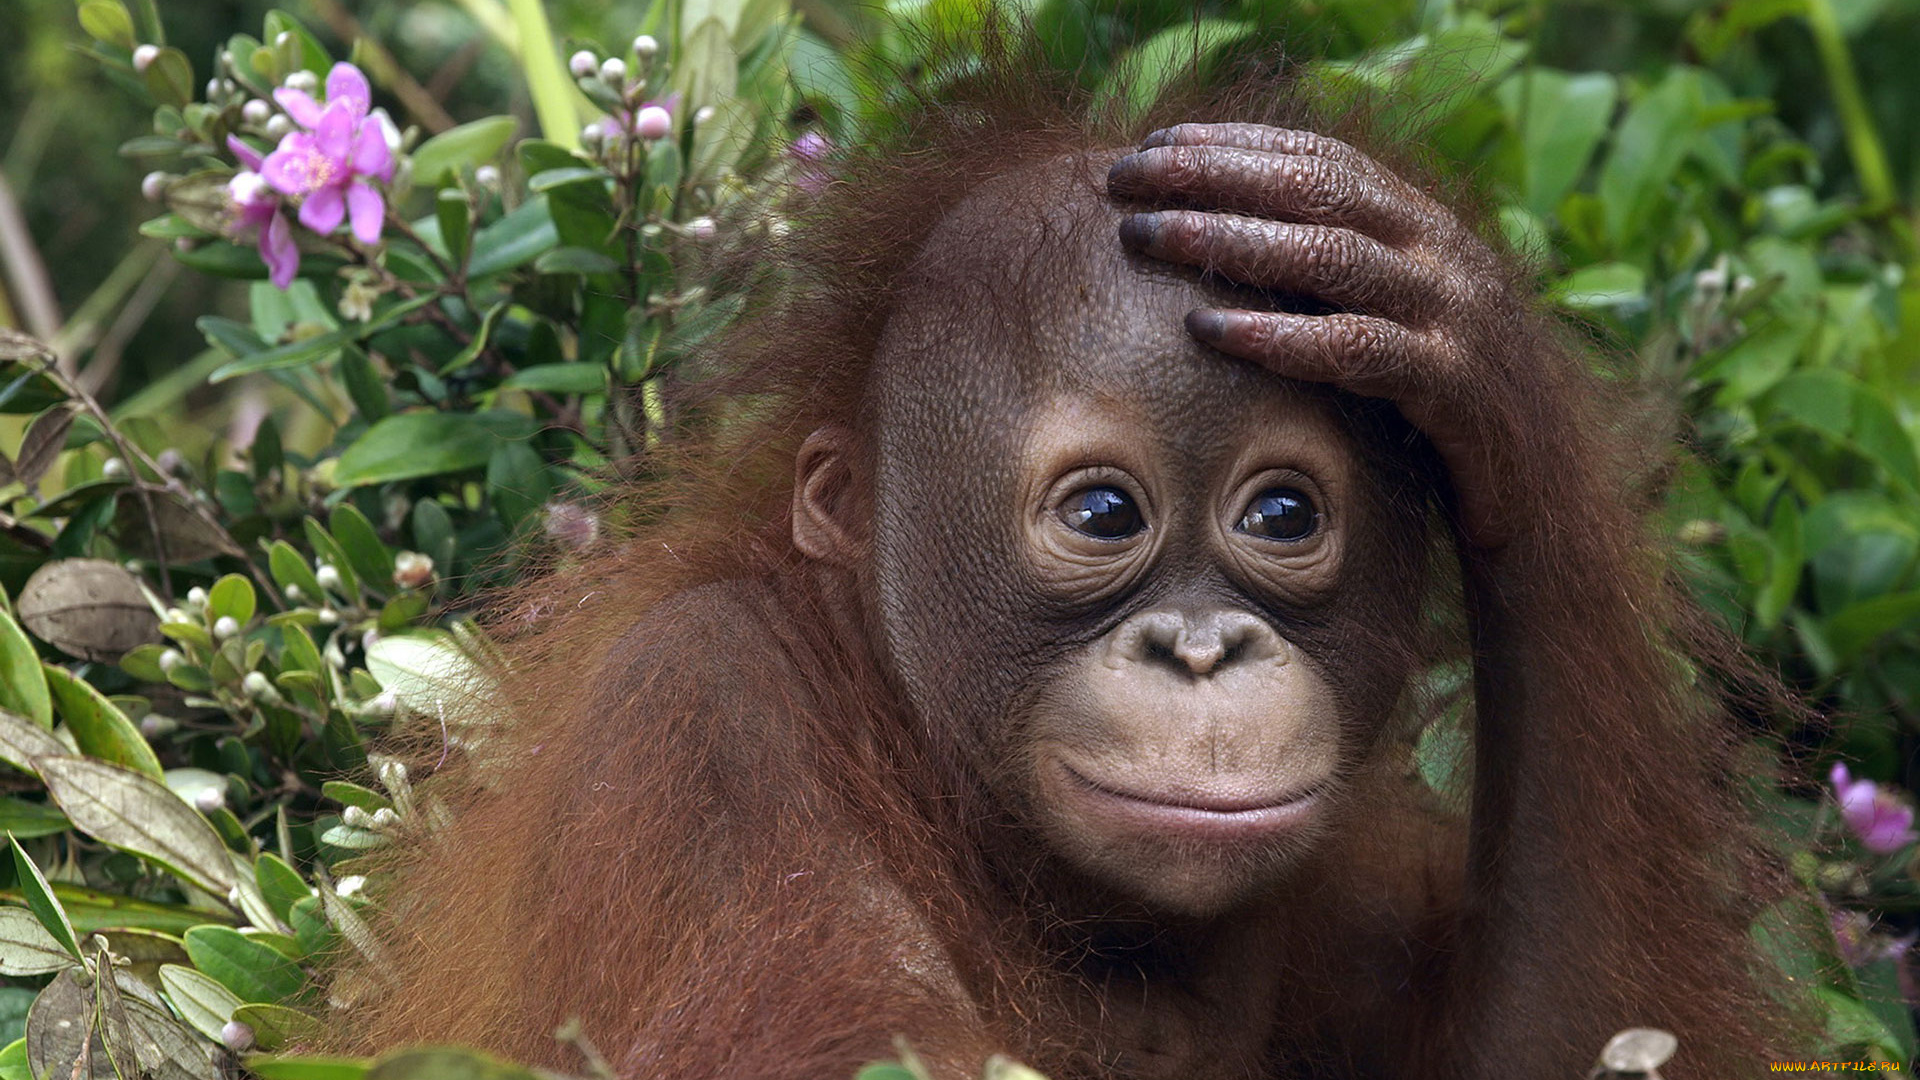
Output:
(1120, 211), (1444, 323)
(1142, 123), (1376, 176)
(1107, 145), (1422, 240)
(1184, 308), (1440, 400)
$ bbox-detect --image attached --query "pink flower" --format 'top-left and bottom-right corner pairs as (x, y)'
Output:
(226, 135), (299, 288)
(1832, 763), (1917, 854)
(262, 63), (393, 244)
(788, 131), (832, 194)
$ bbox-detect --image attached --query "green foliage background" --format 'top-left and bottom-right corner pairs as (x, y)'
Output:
(0, 0), (1919, 1073)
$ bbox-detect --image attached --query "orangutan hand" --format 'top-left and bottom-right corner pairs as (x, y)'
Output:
(1106, 123), (1540, 551)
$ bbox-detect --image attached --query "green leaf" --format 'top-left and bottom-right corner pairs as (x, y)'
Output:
(268, 541), (325, 604)
(143, 47), (195, 109)
(7, 840), (78, 961)
(158, 963), (242, 1041)
(501, 363), (606, 396)
(466, 197), (560, 278)
(439, 301), (508, 376)
(253, 854), (312, 924)
(364, 1048), (540, 1080)
(36, 756), (238, 897)
(0, 708), (67, 776)
(1550, 261), (1646, 309)
(1597, 68), (1704, 250)
(320, 782), (391, 814)
(364, 632), (484, 710)
(182, 925), (305, 1004)
(532, 247), (620, 276)
(231, 1003), (323, 1050)
(0, 1038), (27, 1080)
(0, 883), (215, 935)
(486, 441), (552, 528)
(340, 346), (390, 421)
(206, 573), (256, 627)
(1815, 986), (1904, 1059)
(42, 665), (163, 779)
(1497, 70), (1617, 219)
(0, 906), (79, 976)
(210, 294), (438, 382)
(328, 505), (396, 590)
(77, 1), (136, 48)
(1096, 20), (1252, 122)
(412, 117), (519, 188)
(0, 612), (50, 728)
(247, 1056), (371, 1080)
(333, 411), (537, 487)
(0, 798), (66, 840)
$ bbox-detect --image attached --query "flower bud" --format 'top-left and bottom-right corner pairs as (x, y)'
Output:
(284, 69), (319, 94)
(213, 616), (240, 640)
(369, 690), (399, 714)
(132, 45), (159, 73)
(158, 649), (184, 674)
(685, 216), (716, 239)
(241, 98), (270, 124)
(264, 114), (292, 139)
(581, 121), (606, 150)
(242, 671), (272, 698)
(634, 105), (672, 140)
(141, 171), (167, 201)
(694, 105), (716, 125)
(317, 606), (340, 625)
(569, 50), (598, 79)
(544, 503), (599, 549)
(315, 563), (343, 593)
(205, 78), (222, 100)
(372, 807), (400, 829)
(164, 607), (189, 624)
(139, 714), (178, 738)
(101, 458), (127, 478)
(633, 35), (659, 59)
(474, 164), (501, 189)
(378, 759), (409, 790)
(335, 874), (367, 897)
(193, 787), (225, 813)
(186, 586), (208, 608)
(342, 805), (372, 827)
(220, 1020), (255, 1053)
(392, 551), (435, 590)
(598, 57), (627, 84)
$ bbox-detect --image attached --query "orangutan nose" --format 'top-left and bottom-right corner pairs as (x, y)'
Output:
(1104, 608), (1286, 676)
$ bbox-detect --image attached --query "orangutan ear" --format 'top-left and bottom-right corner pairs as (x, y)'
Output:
(793, 425), (869, 565)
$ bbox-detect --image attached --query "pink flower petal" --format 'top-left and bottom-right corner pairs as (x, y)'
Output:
(326, 62), (372, 118)
(227, 134), (265, 171)
(262, 133), (319, 195)
(274, 87), (324, 129)
(314, 103), (354, 162)
(299, 184), (346, 235)
(261, 212), (298, 288)
(352, 121), (393, 182)
(346, 180), (384, 244)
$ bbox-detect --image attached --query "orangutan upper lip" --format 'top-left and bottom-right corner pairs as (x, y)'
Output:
(1056, 761), (1318, 815)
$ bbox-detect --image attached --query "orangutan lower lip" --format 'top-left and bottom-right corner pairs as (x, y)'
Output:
(1053, 761), (1321, 838)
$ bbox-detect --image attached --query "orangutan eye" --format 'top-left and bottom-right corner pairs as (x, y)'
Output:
(1061, 486), (1143, 540)
(1238, 488), (1318, 542)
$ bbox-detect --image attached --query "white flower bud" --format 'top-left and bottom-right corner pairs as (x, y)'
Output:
(186, 586), (208, 608)
(139, 714), (177, 738)
(371, 807), (399, 829)
(474, 164), (500, 189)
(264, 114), (292, 139)
(569, 50), (598, 79)
(369, 690), (399, 714)
(132, 45), (159, 73)
(222, 79), (236, 95)
(242, 671), (272, 698)
(598, 57), (627, 84)
(581, 121), (606, 149)
(284, 70), (319, 94)
(101, 458), (127, 478)
(242, 98), (270, 124)
(694, 105), (716, 125)
(317, 607), (340, 625)
(220, 1020), (255, 1052)
(193, 787), (225, 813)
(392, 551), (434, 590)
(335, 874), (367, 897)
(685, 216), (716, 239)
(284, 584), (303, 603)
(205, 78), (221, 100)
(213, 615), (240, 639)
(341, 805), (372, 827)
(378, 759), (409, 791)
(274, 32), (291, 47)
(315, 563), (342, 592)
(164, 607), (189, 624)
(140, 171), (167, 201)
(634, 105), (672, 140)
(158, 649), (184, 674)
(633, 34), (658, 59)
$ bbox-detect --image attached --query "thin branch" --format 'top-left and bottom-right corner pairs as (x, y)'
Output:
(0, 176), (64, 356)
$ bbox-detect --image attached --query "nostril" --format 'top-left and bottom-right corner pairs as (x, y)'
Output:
(1107, 609), (1284, 675)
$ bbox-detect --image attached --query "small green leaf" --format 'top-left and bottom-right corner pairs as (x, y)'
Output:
(339, 346), (390, 421)
(486, 441), (553, 529)
(1551, 261), (1647, 309)
(1, 883), (218, 935)
(328, 504), (396, 591)
(159, 962), (242, 1040)
(231, 1003), (323, 1050)
(501, 363), (606, 396)
(7, 840), (78, 960)
(0, 1037), (27, 1080)
(0, 708), (66, 776)
(247, 1056), (371, 1080)
(268, 540), (325, 603)
(36, 756), (238, 897)
(532, 247), (620, 275)
(439, 301), (508, 375)
(206, 573), (257, 627)
(466, 197), (559, 278)
(182, 925), (305, 1004)
(410, 117), (520, 188)
(320, 782), (391, 814)
(333, 411), (537, 487)
(0, 612), (50, 728)
(253, 854), (312, 924)
(77, 0), (136, 48)
(364, 1048), (540, 1080)
(1497, 69), (1618, 219)
(143, 46), (195, 109)
(436, 190), (471, 267)
(42, 665), (163, 779)
(0, 799), (68, 840)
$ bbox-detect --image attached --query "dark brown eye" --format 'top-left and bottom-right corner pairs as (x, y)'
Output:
(1061, 486), (1143, 540)
(1238, 488), (1317, 542)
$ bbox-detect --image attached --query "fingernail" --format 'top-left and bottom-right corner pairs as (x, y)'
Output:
(1187, 309), (1227, 341)
(1141, 127), (1175, 149)
(1117, 213), (1158, 251)
(1105, 155), (1138, 191)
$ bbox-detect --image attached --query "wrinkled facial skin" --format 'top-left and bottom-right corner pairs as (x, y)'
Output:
(863, 157), (1430, 918)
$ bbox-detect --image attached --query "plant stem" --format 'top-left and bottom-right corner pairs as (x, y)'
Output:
(1802, 0), (1895, 213)
(505, 0), (581, 149)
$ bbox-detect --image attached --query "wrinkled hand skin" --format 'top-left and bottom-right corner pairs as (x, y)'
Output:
(1107, 123), (1533, 553)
